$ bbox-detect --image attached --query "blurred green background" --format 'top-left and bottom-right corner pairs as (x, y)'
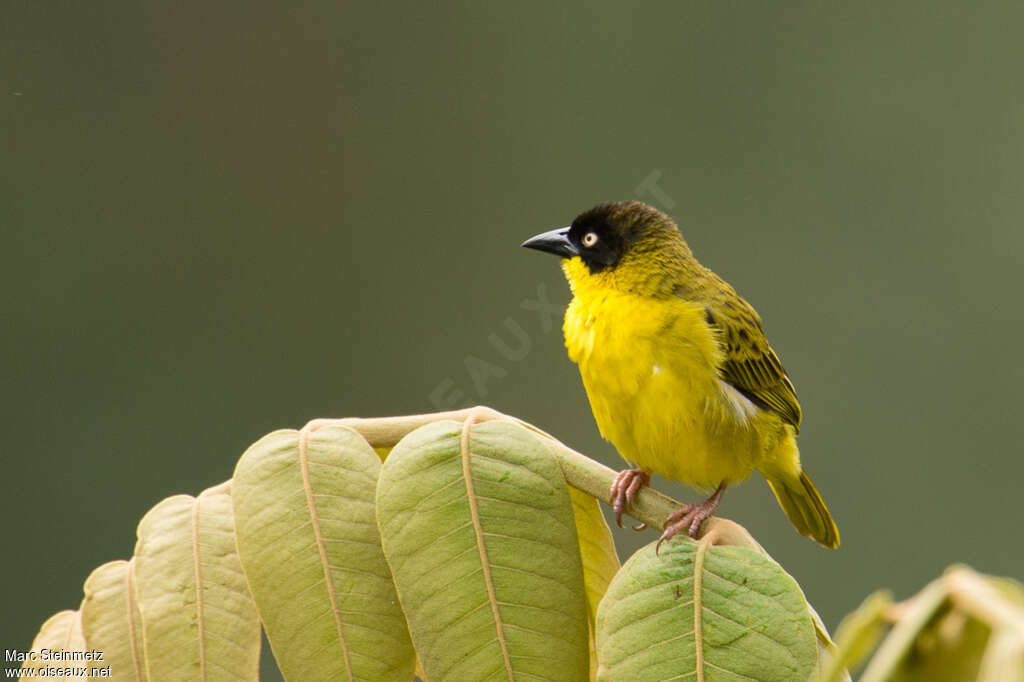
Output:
(5, 1), (1023, 676)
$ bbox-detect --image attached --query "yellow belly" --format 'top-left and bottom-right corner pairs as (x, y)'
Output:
(564, 289), (789, 491)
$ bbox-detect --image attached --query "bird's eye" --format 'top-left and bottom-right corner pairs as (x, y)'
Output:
(582, 232), (599, 248)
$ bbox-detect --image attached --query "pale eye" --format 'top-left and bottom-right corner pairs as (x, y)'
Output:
(582, 232), (599, 248)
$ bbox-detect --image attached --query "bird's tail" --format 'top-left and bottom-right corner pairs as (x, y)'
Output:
(766, 471), (840, 549)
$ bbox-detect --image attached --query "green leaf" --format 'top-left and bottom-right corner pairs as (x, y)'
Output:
(233, 425), (414, 682)
(596, 536), (817, 681)
(133, 483), (260, 681)
(21, 610), (88, 679)
(376, 418), (590, 682)
(81, 559), (147, 680)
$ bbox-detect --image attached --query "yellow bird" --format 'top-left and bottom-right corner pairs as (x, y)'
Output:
(523, 201), (839, 548)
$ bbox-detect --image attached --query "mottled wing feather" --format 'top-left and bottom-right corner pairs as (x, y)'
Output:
(698, 278), (802, 432)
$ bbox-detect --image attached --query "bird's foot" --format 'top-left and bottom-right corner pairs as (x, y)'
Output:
(657, 483), (727, 552)
(609, 468), (650, 529)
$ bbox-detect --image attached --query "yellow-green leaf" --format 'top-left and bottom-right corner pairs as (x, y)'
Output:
(887, 609), (991, 682)
(596, 536), (817, 681)
(233, 426), (414, 681)
(817, 590), (892, 682)
(376, 418), (589, 682)
(21, 610), (89, 680)
(81, 559), (146, 680)
(133, 484), (260, 682)
(856, 568), (1024, 682)
(568, 485), (619, 680)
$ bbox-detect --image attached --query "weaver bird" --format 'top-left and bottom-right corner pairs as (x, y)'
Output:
(523, 201), (839, 548)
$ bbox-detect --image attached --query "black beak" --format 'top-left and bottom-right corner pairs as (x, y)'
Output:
(521, 227), (578, 258)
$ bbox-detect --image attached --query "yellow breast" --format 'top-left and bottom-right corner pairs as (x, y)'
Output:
(562, 268), (773, 490)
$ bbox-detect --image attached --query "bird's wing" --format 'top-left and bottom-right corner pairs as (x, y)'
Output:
(699, 281), (802, 432)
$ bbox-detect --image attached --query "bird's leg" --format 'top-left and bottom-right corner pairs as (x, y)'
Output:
(609, 468), (650, 529)
(657, 482), (728, 551)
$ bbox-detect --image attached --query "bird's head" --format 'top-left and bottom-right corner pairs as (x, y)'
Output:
(523, 201), (697, 297)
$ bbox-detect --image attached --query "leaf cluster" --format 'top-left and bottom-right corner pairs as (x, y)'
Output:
(22, 407), (1022, 680)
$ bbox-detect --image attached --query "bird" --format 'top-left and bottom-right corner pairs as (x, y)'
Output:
(522, 200), (839, 548)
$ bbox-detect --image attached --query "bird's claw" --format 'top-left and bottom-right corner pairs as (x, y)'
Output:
(655, 483), (727, 554)
(609, 468), (649, 528)
(656, 504), (708, 553)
